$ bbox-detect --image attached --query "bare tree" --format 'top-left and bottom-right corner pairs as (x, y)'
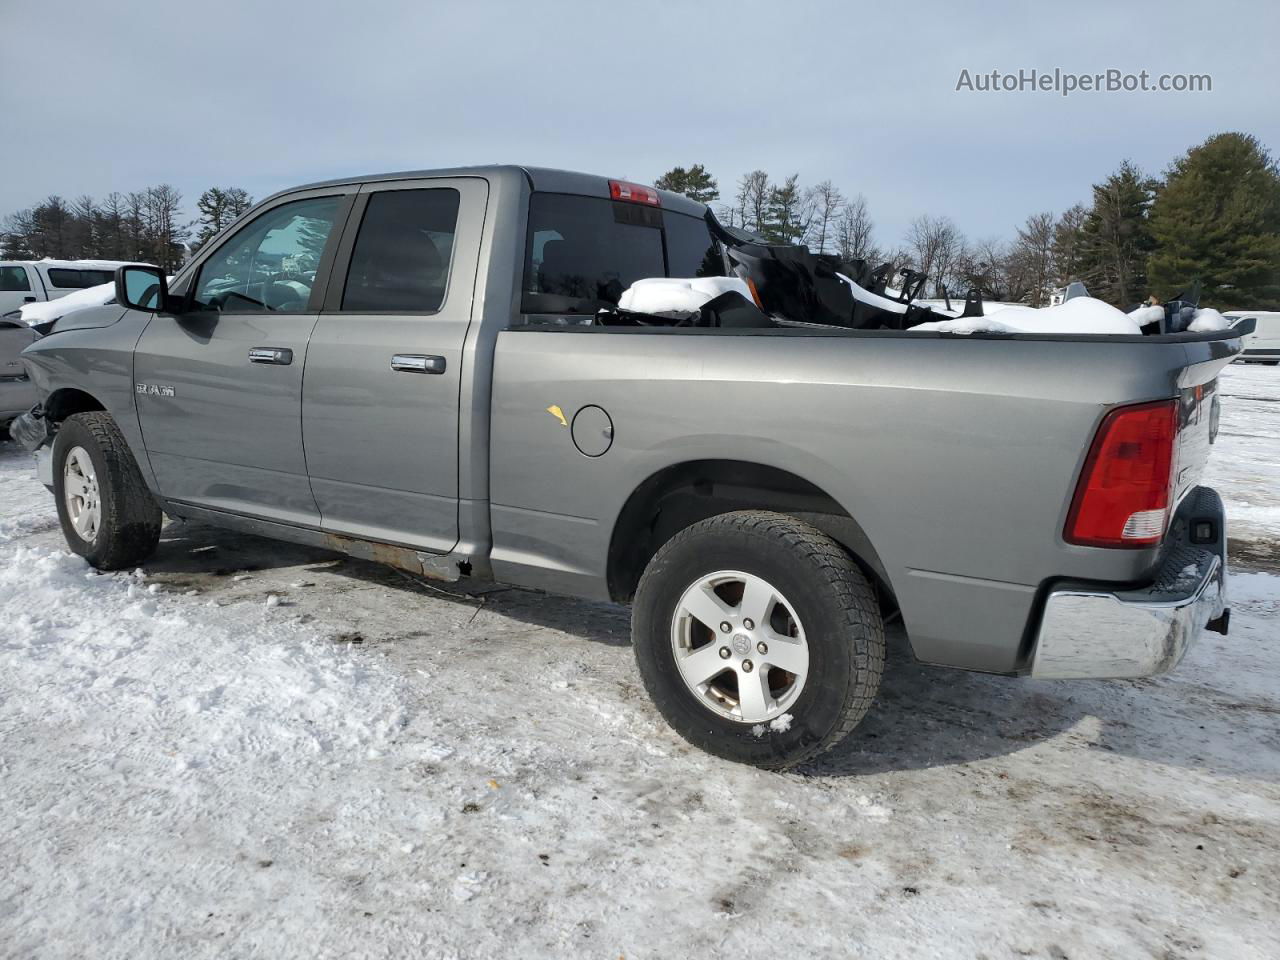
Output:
(0, 208), (37, 258)
(125, 191), (148, 261)
(1013, 211), (1056, 306)
(835, 194), (876, 262)
(143, 184), (187, 270)
(805, 180), (844, 254)
(906, 214), (966, 296)
(1052, 202), (1088, 286)
(70, 195), (98, 256)
(734, 170), (771, 235)
(97, 192), (129, 260)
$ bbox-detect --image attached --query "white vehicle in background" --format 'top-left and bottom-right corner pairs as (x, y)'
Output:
(1225, 310), (1280, 364)
(0, 259), (138, 315)
(2, 260), (149, 435)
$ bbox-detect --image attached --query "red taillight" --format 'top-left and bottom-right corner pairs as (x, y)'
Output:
(609, 180), (661, 206)
(1065, 399), (1179, 548)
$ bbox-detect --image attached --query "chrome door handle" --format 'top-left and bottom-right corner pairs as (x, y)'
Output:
(391, 354), (446, 374)
(249, 347), (293, 365)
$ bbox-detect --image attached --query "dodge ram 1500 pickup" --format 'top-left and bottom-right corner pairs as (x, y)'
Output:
(12, 166), (1244, 768)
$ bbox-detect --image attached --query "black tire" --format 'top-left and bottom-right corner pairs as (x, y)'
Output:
(632, 510), (884, 769)
(52, 412), (162, 570)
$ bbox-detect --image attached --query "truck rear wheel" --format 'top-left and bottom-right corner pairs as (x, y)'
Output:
(632, 511), (884, 769)
(52, 412), (162, 571)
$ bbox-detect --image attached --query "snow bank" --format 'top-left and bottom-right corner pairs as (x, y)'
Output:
(909, 296), (1143, 335)
(618, 276), (753, 318)
(18, 281), (117, 325)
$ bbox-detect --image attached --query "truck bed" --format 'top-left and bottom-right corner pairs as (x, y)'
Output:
(486, 321), (1244, 673)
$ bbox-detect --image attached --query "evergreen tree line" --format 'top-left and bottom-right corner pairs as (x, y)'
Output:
(0, 186), (254, 272)
(656, 133), (1280, 310)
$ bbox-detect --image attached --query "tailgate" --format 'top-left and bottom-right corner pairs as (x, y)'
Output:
(1171, 339), (1240, 509)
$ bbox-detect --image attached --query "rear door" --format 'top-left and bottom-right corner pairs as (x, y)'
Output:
(302, 177), (487, 553)
(134, 187), (355, 524)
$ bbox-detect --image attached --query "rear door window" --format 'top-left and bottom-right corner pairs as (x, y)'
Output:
(341, 188), (460, 312)
(522, 193), (722, 316)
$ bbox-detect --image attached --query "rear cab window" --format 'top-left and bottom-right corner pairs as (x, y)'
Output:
(521, 192), (723, 318)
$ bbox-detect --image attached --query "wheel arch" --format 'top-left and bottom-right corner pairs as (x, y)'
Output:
(605, 458), (894, 606)
(43, 387), (107, 422)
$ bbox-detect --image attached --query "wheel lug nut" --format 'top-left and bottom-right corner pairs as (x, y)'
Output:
(743, 618), (755, 630)
(741, 659), (754, 673)
(718, 646), (731, 659)
(757, 641), (768, 654)
(719, 621), (731, 633)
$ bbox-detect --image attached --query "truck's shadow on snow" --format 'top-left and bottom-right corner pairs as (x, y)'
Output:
(149, 520), (634, 645)
(145, 520), (1277, 782)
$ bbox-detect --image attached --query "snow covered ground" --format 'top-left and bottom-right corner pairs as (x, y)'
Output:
(1, 365), (1278, 959)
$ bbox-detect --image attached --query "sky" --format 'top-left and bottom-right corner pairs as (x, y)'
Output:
(2, 0), (1276, 247)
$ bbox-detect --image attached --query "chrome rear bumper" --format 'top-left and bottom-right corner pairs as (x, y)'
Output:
(1030, 487), (1228, 680)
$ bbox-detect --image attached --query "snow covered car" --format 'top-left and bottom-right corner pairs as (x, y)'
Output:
(11, 166), (1248, 769)
(0, 259), (139, 315)
(0, 313), (38, 435)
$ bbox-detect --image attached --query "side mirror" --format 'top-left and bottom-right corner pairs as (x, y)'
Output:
(115, 265), (171, 313)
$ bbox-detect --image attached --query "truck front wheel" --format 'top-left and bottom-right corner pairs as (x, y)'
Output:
(52, 412), (162, 571)
(632, 511), (884, 769)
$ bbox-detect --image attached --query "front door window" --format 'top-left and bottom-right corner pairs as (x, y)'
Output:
(192, 196), (341, 313)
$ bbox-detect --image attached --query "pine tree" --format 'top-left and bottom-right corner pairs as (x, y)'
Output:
(1078, 161), (1157, 307)
(33, 196), (73, 259)
(653, 164), (719, 205)
(1147, 132), (1280, 308)
(761, 174), (809, 245)
(190, 187), (254, 253)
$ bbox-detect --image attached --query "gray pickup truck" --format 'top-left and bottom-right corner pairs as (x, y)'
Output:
(13, 166), (1244, 768)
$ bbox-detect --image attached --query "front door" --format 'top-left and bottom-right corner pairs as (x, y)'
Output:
(302, 178), (487, 553)
(134, 189), (353, 525)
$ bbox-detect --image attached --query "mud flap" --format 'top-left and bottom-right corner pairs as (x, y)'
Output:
(10, 405), (49, 452)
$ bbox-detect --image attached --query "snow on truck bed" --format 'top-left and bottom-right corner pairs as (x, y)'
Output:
(1, 363), (1279, 959)
(616, 275), (1238, 335)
